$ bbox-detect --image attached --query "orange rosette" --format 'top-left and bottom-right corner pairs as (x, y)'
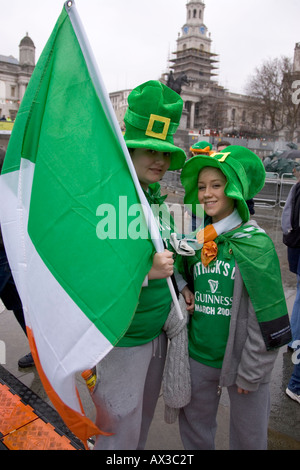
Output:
(196, 225), (218, 245)
(201, 241), (218, 267)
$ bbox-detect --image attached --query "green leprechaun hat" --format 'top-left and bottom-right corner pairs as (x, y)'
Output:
(181, 145), (266, 222)
(124, 80), (186, 170)
(190, 141), (213, 154)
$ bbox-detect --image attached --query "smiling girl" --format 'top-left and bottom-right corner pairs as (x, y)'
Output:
(177, 145), (291, 450)
(197, 166), (235, 223)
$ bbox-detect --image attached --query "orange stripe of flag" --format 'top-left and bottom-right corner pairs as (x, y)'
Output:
(26, 327), (111, 449)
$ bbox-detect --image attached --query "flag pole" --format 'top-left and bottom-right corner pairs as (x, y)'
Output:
(65, 1), (183, 320)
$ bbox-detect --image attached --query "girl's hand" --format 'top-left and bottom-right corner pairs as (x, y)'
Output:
(148, 250), (174, 280)
(181, 285), (195, 312)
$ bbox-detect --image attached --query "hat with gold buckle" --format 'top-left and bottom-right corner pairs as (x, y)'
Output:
(124, 80), (186, 170)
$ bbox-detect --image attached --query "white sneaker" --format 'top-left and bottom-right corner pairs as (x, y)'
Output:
(286, 387), (300, 404)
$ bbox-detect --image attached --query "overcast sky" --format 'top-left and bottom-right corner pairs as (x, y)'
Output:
(1, 0), (300, 94)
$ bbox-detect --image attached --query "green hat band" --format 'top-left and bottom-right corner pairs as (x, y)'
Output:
(125, 109), (179, 139)
(124, 80), (186, 170)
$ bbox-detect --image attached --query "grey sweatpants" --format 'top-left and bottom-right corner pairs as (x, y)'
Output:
(179, 358), (271, 450)
(92, 332), (167, 450)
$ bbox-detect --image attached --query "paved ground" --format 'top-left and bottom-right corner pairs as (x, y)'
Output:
(0, 203), (299, 450)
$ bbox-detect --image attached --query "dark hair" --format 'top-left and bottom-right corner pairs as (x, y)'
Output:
(217, 141), (230, 150)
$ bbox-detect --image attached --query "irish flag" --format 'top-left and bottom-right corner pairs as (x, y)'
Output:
(0, 1), (161, 445)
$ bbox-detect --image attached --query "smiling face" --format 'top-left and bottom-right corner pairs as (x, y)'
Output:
(198, 166), (235, 223)
(130, 148), (171, 190)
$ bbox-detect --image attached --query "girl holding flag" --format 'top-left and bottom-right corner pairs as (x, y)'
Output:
(92, 80), (193, 450)
(177, 146), (291, 450)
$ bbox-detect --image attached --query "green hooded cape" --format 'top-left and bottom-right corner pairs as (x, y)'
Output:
(177, 223), (291, 350)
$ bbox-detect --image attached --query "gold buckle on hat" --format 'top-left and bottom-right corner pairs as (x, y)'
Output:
(145, 114), (171, 141)
(209, 152), (231, 162)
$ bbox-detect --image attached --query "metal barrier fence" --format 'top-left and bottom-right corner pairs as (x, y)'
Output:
(254, 172), (296, 208)
(161, 171), (296, 208)
(254, 172), (280, 208)
(161, 171), (184, 194)
(279, 174), (296, 207)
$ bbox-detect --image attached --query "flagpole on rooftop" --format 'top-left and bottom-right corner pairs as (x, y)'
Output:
(65, 1), (183, 320)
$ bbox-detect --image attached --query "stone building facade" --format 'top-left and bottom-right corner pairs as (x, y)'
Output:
(111, 0), (300, 150)
(109, 89), (132, 131)
(110, 0), (274, 142)
(0, 33), (35, 121)
(161, 0), (266, 139)
(1, 3), (299, 155)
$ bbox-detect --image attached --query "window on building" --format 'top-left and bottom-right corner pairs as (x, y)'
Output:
(193, 9), (197, 18)
(231, 108), (236, 121)
(0, 81), (5, 100)
(242, 110), (246, 122)
(11, 86), (16, 97)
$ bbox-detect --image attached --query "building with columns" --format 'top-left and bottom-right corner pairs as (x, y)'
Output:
(166, 0), (221, 131)
(161, 0), (258, 137)
(109, 1), (299, 153)
(1, 2), (299, 154)
(0, 33), (35, 121)
(113, 0), (267, 141)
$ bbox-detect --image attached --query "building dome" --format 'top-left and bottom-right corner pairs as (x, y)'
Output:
(19, 33), (35, 66)
(19, 34), (35, 49)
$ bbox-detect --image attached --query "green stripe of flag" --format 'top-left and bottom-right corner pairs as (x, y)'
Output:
(3, 4), (154, 344)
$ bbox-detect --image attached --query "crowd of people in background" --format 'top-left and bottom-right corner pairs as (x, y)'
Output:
(0, 115), (12, 121)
